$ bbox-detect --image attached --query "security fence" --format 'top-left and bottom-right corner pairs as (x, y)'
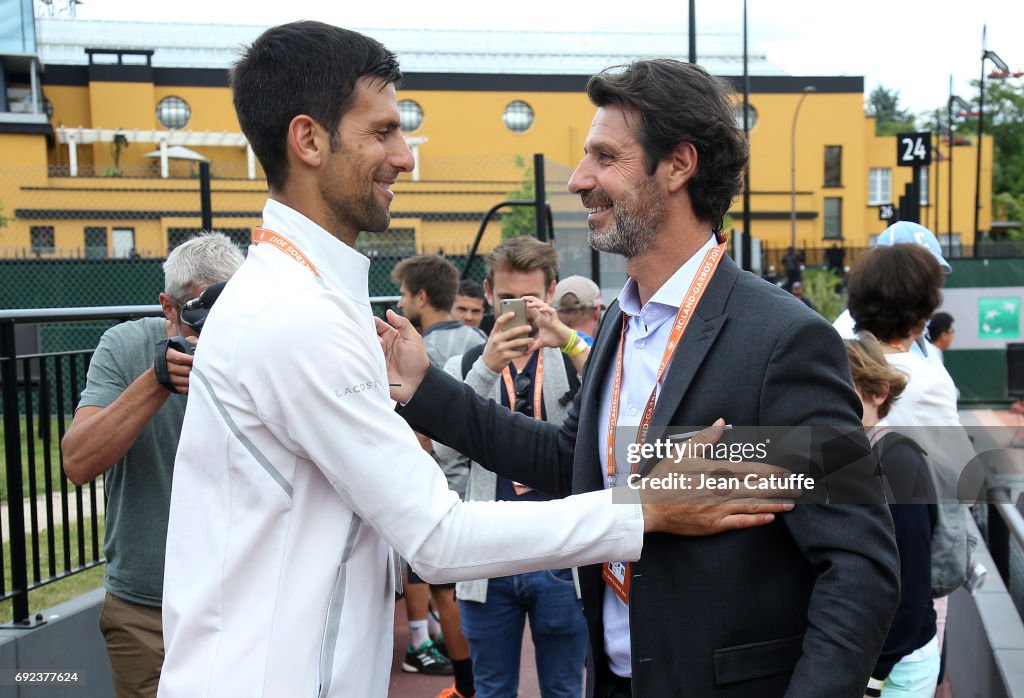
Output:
(0, 154), (600, 308)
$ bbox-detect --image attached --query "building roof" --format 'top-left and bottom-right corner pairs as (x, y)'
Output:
(36, 18), (788, 77)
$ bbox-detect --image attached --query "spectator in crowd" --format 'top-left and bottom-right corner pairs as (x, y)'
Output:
(391, 57), (898, 697)
(436, 237), (587, 698)
(159, 23), (787, 697)
(452, 279), (486, 330)
(553, 274), (603, 346)
(847, 243), (976, 680)
(394, 255), (486, 370)
(782, 245), (802, 290)
(833, 221), (952, 364)
(392, 254), (486, 680)
(61, 233), (244, 698)
(789, 280), (814, 310)
(845, 333), (938, 698)
(825, 241), (846, 275)
(927, 312), (955, 356)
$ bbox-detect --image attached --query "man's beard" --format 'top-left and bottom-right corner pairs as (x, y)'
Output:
(584, 175), (664, 259)
(325, 186), (391, 236)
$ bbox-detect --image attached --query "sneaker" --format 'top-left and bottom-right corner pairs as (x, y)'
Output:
(402, 640), (453, 675)
(435, 686), (470, 698)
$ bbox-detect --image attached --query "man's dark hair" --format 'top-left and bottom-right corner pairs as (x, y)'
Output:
(231, 22), (402, 191)
(586, 59), (748, 233)
(928, 312), (954, 341)
(392, 255), (459, 312)
(457, 279), (485, 301)
(848, 244), (944, 342)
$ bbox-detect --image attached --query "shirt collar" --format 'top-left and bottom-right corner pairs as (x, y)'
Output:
(260, 199), (371, 306)
(617, 233), (717, 318)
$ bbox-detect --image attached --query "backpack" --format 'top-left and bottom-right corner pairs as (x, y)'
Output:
(872, 430), (973, 598)
(460, 344), (581, 407)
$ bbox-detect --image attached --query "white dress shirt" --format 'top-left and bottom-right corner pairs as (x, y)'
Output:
(597, 233), (717, 677)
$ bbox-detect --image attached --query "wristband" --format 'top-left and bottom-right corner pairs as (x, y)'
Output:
(865, 677), (884, 697)
(561, 330), (579, 354)
(565, 336), (587, 358)
(154, 336), (194, 393)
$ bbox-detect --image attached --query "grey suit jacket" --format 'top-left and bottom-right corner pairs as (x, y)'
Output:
(401, 254), (899, 697)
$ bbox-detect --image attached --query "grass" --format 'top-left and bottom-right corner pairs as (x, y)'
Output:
(0, 417), (82, 501)
(0, 517), (105, 624)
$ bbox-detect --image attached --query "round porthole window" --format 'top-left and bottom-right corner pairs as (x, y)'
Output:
(503, 101), (534, 133)
(398, 100), (424, 132)
(156, 96), (191, 129)
(732, 102), (758, 130)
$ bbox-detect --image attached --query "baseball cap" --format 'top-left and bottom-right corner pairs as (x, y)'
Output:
(875, 221), (952, 274)
(554, 276), (602, 311)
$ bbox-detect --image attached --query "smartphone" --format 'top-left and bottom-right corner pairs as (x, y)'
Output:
(499, 298), (528, 331)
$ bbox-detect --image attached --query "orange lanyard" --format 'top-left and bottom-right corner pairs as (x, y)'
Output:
(605, 241), (727, 485)
(501, 351), (544, 420)
(253, 227), (321, 278)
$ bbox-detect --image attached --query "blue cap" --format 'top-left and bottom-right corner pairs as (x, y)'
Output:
(876, 221), (952, 274)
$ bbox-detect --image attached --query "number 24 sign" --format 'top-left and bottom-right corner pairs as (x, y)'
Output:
(896, 132), (931, 167)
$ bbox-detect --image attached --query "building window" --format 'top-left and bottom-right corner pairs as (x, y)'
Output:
(869, 168), (892, 205)
(503, 101), (534, 133)
(112, 227), (136, 258)
(823, 146), (842, 187)
(920, 167), (929, 206)
(732, 101), (758, 130)
(30, 226), (55, 256)
(85, 226), (107, 259)
(398, 100), (424, 132)
(823, 198), (842, 239)
(156, 96), (191, 129)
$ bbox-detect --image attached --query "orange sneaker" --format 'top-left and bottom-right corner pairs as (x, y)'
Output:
(434, 686), (470, 698)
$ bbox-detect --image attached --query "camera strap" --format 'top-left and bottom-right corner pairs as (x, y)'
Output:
(154, 336), (194, 393)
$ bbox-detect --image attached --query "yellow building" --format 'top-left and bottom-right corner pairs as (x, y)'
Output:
(0, 16), (991, 268)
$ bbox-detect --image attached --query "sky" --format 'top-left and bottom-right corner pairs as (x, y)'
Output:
(65, 0), (1024, 116)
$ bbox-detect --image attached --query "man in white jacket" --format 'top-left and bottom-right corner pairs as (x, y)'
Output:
(158, 21), (789, 697)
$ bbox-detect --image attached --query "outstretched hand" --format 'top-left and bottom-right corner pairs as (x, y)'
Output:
(375, 309), (429, 404)
(635, 420), (800, 535)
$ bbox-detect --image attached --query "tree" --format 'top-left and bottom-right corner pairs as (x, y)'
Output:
(801, 268), (846, 323)
(950, 79), (1024, 233)
(867, 85), (915, 136)
(501, 156), (536, 239)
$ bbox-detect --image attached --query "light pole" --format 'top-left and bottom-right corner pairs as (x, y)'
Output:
(947, 89), (975, 258)
(790, 86), (815, 252)
(973, 26), (1021, 241)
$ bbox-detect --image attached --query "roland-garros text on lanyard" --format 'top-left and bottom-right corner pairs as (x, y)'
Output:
(605, 240), (727, 487)
(253, 227), (321, 278)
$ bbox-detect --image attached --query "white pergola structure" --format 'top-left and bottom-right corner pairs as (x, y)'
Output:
(55, 127), (427, 180)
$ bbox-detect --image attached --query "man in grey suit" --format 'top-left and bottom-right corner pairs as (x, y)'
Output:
(382, 59), (899, 697)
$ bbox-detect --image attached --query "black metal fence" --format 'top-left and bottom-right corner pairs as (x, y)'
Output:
(979, 486), (1024, 619)
(0, 307), (157, 626)
(761, 239), (1024, 277)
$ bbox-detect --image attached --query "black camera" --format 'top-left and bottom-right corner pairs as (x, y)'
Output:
(154, 281), (228, 391)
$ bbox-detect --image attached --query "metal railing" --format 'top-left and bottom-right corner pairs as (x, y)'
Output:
(982, 486), (1024, 619)
(0, 306), (163, 626)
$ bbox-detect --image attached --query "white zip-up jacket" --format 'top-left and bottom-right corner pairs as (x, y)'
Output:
(159, 200), (645, 697)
